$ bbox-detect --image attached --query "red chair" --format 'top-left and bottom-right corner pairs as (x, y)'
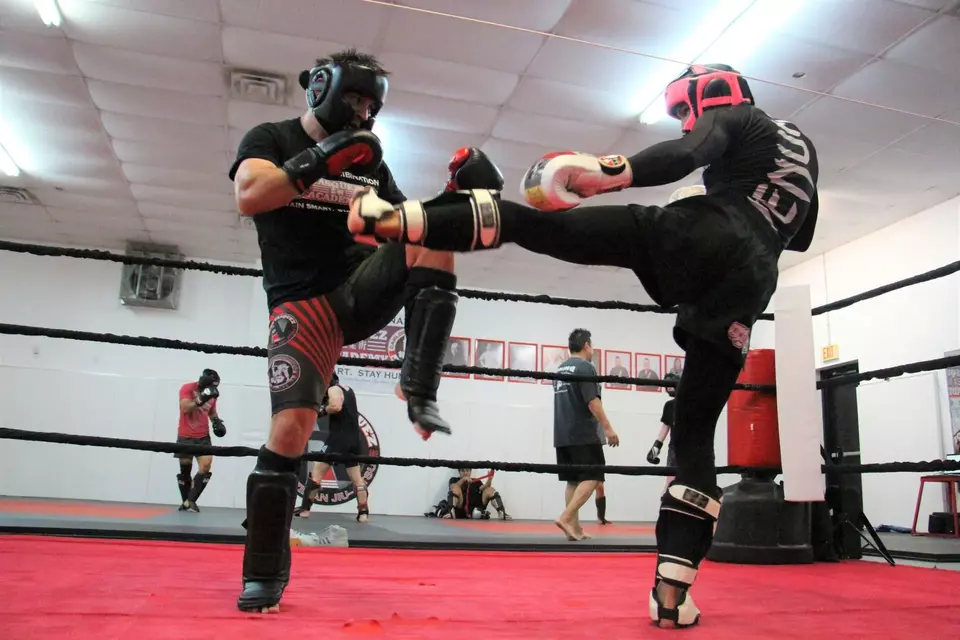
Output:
(911, 475), (960, 538)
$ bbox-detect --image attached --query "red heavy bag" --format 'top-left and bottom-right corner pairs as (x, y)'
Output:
(727, 349), (780, 468)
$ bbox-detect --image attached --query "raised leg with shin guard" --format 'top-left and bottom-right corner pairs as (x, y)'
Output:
(237, 447), (299, 613)
(650, 482), (722, 629)
(401, 267), (459, 438)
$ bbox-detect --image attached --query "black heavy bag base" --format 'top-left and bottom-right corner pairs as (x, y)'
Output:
(707, 476), (814, 565)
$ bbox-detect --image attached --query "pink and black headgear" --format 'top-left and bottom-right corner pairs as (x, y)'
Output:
(299, 61), (388, 134)
(664, 64), (754, 134)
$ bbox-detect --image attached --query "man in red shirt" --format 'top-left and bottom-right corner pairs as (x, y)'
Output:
(176, 368), (226, 512)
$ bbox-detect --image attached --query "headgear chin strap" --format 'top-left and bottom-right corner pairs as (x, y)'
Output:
(199, 368), (220, 388)
(664, 64), (754, 134)
(299, 63), (388, 134)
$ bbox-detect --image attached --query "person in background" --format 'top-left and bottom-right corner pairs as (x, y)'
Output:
(647, 372), (680, 491)
(443, 469), (511, 520)
(176, 368), (226, 512)
(552, 328), (620, 541)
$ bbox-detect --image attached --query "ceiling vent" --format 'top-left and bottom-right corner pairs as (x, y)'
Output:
(229, 69), (288, 106)
(0, 186), (39, 205)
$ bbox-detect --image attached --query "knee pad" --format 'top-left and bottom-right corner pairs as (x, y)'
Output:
(655, 483), (722, 589)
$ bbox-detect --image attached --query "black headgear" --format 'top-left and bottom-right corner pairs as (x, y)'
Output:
(663, 372), (680, 398)
(199, 368), (220, 388)
(299, 62), (388, 134)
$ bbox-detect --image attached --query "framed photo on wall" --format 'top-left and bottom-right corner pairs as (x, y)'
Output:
(591, 348), (603, 375)
(665, 354), (685, 379)
(508, 342), (538, 384)
(634, 352), (662, 392)
(442, 336), (471, 379)
(605, 349), (632, 390)
(474, 339), (505, 381)
(541, 344), (570, 385)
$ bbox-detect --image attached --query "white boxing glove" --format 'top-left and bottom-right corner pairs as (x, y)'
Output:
(668, 184), (706, 204)
(520, 152), (634, 211)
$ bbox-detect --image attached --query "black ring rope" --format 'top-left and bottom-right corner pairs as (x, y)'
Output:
(2, 427), (959, 476)
(0, 322), (773, 391)
(5, 239), (957, 318)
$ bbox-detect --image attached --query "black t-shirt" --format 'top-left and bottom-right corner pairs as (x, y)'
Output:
(553, 357), (603, 447)
(660, 398), (675, 428)
(329, 385), (360, 433)
(628, 104), (819, 254)
(229, 118), (406, 309)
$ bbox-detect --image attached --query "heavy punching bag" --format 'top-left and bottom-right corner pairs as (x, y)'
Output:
(707, 349), (813, 565)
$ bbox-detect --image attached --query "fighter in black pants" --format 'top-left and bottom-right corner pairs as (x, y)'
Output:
(228, 48), (503, 613)
(296, 373), (371, 522)
(349, 64), (819, 628)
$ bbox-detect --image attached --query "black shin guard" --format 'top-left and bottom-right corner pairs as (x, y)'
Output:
(176, 460), (192, 503)
(401, 269), (458, 436)
(489, 491), (510, 519)
(299, 478), (320, 511)
(398, 190), (502, 251)
(238, 447), (299, 612)
(596, 496), (608, 523)
(187, 472), (212, 503)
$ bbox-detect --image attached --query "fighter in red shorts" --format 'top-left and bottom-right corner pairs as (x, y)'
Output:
(228, 47), (504, 613)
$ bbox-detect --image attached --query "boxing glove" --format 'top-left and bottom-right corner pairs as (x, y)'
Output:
(646, 440), (664, 465)
(283, 129), (383, 192)
(212, 417), (227, 438)
(444, 147), (504, 192)
(521, 151), (633, 211)
(197, 385), (219, 406)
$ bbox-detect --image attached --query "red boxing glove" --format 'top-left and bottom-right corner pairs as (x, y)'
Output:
(444, 147), (505, 193)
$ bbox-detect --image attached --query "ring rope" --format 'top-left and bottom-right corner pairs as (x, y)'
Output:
(1, 427), (958, 476)
(0, 322), (772, 391)
(5, 239), (958, 318)
(3, 321), (957, 390)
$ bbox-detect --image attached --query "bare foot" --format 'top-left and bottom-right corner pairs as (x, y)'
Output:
(258, 604), (280, 614)
(555, 518), (583, 541)
(358, 514), (369, 523)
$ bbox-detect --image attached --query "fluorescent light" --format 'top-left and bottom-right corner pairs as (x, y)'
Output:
(34, 0), (62, 27)
(0, 144), (20, 177)
(636, 0), (808, 124)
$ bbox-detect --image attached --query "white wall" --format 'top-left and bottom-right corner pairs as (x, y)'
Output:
(0, 247), (736, 522)
(752, 195), (960, 529)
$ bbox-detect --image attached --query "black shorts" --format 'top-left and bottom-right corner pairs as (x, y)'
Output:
(630, 199), (779, 363)
(449, 478), (485, 518)
(324, 427), (363, 469)
(266, 244), (408, 414)
(174, 435), (211, 458)
(556, 444), (605, 483)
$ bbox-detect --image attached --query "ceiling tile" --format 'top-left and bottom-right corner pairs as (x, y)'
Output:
(782, 0), (934, 57)
(72, 43), (225, 96)
(793, 94), (928, 146)
(145, 217), (241, 242)
(506, 77), (637, 128)
(378, 91), (500, 135)
(87, 81), (227, 125)
(889, 0), (952, 9)
(31, 189), (138, 216)
(400, 0), (574, 31)
(78, 0), (221, 22)
(378, 52), (519, 106)
(891, 115), (960, 163)
(737, 37), (874, 94)
(219, 0), (389, 47)
(59, 0), (222, 62)
(138, 202), (240, 228)
(526, 37), (681, 104)
(378, 121), (488, 165)
(843, 148), (960, 192)
(227, 101), (303, 133)
(491, 110), (623, 155)
(603, 128), (676, 157)
(122, 163), (235, 195)
(47, 207), (147, 231)
(221, 26), (344, 79)
(131, 184), (237, 212)
(54, 220), (151, 243)
(112, 140), (233, 175)
(100, 112), (229, 149)
(831, 58), (958, 119)
(0, 202), (53, 224)
(0, 0), (66, 36)
(0, 67), (92, 108)
(39, 178), (133, 200)
(480, 138), (562, 171)
(749, 80), (820, 119)
(382, 8), (546, 74)
(885, 14), (960, 78)
(806, 133), (884, 174)
(0, 30), (79, 74)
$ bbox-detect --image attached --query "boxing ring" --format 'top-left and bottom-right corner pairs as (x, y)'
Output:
(1, 239), (960, 639)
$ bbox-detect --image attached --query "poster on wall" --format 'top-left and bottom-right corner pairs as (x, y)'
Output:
(634, 352), (662, 392)
(605, 350), (632, 390)
(944, 349), (960, 454)
(665, 354), (685, 379)
(336, 311), (404, 393)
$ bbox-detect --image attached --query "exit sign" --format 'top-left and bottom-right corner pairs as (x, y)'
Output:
(822, 344), (840, 362)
